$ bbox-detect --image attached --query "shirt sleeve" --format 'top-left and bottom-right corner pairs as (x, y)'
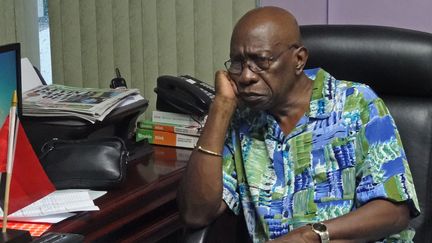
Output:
(222, 128), (241, 215)
(355, 93), (420, 217)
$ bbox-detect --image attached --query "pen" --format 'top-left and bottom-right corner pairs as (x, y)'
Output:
(2, 90), (19, 233)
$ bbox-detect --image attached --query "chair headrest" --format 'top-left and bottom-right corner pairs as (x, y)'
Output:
(300, 25), (432, 96)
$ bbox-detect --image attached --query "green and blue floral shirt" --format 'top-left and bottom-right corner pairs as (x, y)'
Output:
(222, 68), (420, 242)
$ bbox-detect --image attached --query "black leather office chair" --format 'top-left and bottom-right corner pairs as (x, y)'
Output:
(183, 25), (432, 243)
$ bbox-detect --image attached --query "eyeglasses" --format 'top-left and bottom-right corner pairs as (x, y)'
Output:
(224, 43), (300, 75)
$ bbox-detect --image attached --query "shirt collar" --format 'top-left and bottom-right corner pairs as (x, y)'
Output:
(304, 68), (337, 119)
(237, 68), (338, 140)
(264, 68), (337, 140)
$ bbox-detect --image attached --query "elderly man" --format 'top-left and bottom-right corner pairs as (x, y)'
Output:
(178, 6), (419, 243)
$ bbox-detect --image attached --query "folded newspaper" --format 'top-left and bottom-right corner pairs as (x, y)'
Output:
(22, 84), (140, 123)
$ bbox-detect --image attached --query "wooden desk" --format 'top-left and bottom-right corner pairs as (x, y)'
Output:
(49, 145), (191, 242)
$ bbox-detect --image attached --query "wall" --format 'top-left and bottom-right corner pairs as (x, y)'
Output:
(261, 0), (432, 34)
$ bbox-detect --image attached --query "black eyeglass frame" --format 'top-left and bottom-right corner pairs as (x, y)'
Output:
(224, 43), (301, 75)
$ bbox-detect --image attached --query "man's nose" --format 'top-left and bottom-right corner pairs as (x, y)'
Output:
(237, 63), (259, 86)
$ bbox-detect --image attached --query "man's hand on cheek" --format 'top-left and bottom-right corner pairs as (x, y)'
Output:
(214, 70), (239, 104)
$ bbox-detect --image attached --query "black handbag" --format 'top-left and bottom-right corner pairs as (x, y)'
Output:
(39, 137), (128, 190)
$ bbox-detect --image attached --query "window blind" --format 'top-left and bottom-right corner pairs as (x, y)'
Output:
(48, 0), (256, 116)
(0, 0), (39, 68)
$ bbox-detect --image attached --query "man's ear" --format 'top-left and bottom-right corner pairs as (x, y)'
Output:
(295, 46), (308, 75)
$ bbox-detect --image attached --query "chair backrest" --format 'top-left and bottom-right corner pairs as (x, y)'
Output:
(301, 24), (432, 243)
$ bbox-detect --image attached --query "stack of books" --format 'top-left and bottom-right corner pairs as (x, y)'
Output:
(136, 110), (206, 149)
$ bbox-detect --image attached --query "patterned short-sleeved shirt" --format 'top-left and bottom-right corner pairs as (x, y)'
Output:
(222, 68), (420, 243)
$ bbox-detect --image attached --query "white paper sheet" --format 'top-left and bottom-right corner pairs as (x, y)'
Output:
(7, 212), (77, 224)
(0, 189), (107, 223)
(21, 57), (44, 93)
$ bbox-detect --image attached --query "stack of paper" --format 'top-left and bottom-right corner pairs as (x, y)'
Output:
(22, 85), (140, 123)
(20, 58), (146, 124)
(0, 189), (106, 223)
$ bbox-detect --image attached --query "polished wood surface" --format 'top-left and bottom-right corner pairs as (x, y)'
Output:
(49, 145), (191, 242)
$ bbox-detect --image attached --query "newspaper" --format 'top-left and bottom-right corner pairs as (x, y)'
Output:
(22, 84), (139, 123)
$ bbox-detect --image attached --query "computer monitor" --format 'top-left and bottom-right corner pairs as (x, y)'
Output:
(0, 43), (22, 126)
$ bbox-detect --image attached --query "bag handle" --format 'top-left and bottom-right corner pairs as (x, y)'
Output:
(40, 138), (59, 159)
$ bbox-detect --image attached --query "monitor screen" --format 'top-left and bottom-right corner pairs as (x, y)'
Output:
(0, 43), (21, 126)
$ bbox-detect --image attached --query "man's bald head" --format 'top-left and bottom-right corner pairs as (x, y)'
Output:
(231, 7), (301, 49)
(227, 7), (309, 111)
